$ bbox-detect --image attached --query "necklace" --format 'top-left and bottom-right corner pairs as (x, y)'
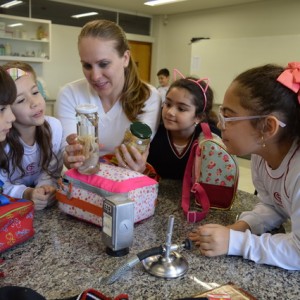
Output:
(167, 130), (195, 159)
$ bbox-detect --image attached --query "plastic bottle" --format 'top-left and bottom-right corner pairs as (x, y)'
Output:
(75, 104), (100, 175)
(4, 43), (11, 56)
(0, 44), (5, 56)
(36, 25), (44, 40)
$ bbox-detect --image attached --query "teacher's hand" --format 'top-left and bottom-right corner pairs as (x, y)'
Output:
(63, 133), (85, 169)
(115, 144), (149, 173)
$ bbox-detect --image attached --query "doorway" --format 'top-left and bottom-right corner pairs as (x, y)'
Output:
(128, 41), (152, 83)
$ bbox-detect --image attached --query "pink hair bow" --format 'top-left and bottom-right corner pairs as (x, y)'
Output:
(277, 62), (300, 104)
(173, 69), (209, 112)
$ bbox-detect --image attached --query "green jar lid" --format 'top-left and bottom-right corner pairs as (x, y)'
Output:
(130, 122), (152, 139)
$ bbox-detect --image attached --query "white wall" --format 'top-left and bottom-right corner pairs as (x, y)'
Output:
(39, 0), (300, 100)
(190, 35), (300, 103)
(151, 0), (300, 86)
(43, 24), (82, 100)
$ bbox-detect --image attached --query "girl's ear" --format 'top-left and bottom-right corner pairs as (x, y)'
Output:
(195, 114), (205, 124)
(263, 115), (281, 139)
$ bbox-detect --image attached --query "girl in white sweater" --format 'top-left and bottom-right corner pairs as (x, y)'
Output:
(0, 62), (63, 210)
(189, 62), (300, 270)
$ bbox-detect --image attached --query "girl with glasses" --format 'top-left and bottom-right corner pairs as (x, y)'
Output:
(189, 62), (300, 270)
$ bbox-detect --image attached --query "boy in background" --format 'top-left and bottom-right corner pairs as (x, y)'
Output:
(157, 68), (170, 104)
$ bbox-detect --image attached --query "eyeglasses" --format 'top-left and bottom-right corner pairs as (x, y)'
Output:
(218, 106), (286, 130)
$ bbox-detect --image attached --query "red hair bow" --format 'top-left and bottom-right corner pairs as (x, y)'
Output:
(277, 62), (300, 104)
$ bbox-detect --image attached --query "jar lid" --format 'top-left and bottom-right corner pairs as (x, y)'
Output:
(130, 122), (152, 139)
(75, 104), (98, 114)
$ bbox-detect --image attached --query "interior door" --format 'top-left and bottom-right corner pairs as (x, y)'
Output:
(128, 40), (152, 83)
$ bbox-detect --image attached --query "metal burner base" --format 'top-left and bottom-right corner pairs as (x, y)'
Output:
(142, 251), (188, 279)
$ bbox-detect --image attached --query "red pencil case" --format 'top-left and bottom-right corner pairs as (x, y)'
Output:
(0, 195), (35, 253)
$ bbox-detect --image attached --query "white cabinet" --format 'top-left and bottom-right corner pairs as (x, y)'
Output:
(0, 14), (51, 63)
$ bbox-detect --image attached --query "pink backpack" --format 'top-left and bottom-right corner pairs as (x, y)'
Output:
(182, 123), (239, 222)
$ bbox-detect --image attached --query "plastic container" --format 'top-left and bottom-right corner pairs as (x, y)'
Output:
(122, 121), (152, 154)
(75, 104), (99, 175)
(0, 44), (5, 56)
(36, 25), (45, 40)
(4, 43), (11, 56)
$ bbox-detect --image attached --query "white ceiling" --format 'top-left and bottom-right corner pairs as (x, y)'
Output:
(57, 0), (268, 16)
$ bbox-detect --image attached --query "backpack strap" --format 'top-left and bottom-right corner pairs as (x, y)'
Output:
(181, 137), (211, 223)
(200, 122), (213, 139)
(188, 182), (211, 222)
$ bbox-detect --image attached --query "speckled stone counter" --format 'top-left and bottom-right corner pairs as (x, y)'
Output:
(1, 180), (299, 299)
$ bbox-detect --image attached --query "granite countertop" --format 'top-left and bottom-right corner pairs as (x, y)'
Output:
(1, 180), (299, 299)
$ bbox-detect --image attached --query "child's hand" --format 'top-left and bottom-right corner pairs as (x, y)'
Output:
(40, 185), (56, 208)
(188, 224), (230, 257)
(115, 144), (149, 173)
(28, 186), (56, 210)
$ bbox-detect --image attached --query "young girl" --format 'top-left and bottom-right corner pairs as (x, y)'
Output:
(189, 62), (300, 270)
(0, 67), (16, 142)
(0, 62), (63, 210)
(147, 72), (220, 179)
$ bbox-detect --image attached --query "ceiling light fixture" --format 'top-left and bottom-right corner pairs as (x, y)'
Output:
(144, 0), (186, 6)
(71, 12), (98, 19)
(0, 1), (23, 9)
(8, 23), (23, 27)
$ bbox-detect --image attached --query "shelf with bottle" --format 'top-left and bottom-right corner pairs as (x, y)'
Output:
(0, 14), (51, 63)
(0, 36), (49, 43)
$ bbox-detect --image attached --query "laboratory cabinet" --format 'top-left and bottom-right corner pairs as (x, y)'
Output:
(0, 14), (51, 63)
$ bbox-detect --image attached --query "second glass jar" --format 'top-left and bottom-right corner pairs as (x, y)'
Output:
(122, 121), (152, 155)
